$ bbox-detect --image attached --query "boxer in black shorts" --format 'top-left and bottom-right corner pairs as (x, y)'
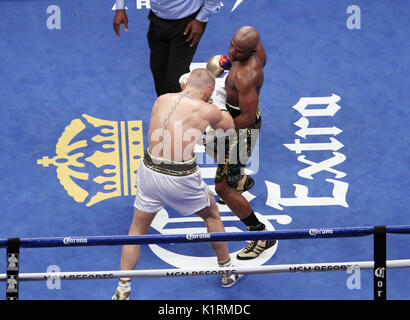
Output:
(213, 26), (276, 260)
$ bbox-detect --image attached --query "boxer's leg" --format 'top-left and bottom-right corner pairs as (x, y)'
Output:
(195, 193), (243, 288)
(113, 209), (157, 300)
(120, 208), (157, 271)
(195, 194), (229, 263)
(215, 176), (253, 219)
(215, 177), (276, 260)
(214, 128), (256, 205)
(214, 147), (275, 260)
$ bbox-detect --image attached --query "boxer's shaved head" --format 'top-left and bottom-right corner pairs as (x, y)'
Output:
(233, 26), (260, 53)
(229, 26), (260, 62)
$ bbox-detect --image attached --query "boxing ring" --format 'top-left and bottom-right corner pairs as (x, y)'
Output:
(2, 225), (410, 300)
(1, 0), (410, 301)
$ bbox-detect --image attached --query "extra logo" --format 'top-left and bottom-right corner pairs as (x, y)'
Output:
(265, 94), (349, 211)
(37, 114), (144, 206)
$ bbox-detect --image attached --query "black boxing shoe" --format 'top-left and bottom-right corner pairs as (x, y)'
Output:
(218, 175), (255, 205)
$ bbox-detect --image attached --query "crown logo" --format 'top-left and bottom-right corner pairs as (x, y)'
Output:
(37, 114), (144, 206)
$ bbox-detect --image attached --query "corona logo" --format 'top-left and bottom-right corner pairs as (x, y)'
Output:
(149, 208), (280, 268)
(37, 114), (144, 206)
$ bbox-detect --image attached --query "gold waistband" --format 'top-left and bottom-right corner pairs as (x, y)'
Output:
(143, 149), (198, 176)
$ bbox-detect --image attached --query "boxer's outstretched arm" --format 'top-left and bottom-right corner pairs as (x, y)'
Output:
(209, 106), (234, 132)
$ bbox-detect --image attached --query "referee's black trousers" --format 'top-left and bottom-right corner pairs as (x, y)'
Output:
(147, 10), (207, 97)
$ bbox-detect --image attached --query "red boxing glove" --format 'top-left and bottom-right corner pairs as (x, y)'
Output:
(219, 55), (231, 70)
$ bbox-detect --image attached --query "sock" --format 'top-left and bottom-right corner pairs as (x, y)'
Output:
(240, 211), (265, 230)
(117, 278), (131, 292)
(218, 258), (232, 268)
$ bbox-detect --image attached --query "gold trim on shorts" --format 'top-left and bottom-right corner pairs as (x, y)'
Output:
(143, 149), (198, 177)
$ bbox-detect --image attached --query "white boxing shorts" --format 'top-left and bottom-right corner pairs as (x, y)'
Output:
(134, 151), (216, 216)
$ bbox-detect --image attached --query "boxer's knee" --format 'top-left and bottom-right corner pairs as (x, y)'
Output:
(215, 177), (231, 197)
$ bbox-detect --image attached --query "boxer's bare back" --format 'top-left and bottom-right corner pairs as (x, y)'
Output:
(148, 69), (234, 162)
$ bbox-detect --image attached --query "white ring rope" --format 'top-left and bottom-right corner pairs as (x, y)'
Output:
(1, 259), (409, 282)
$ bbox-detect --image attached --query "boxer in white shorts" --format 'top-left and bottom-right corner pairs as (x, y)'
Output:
(113, 68), (242, 300)
(134, 150), (214, 216)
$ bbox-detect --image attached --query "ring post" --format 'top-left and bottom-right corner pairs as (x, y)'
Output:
(373, 226), (386, 300)
(6, 238), (20, 301)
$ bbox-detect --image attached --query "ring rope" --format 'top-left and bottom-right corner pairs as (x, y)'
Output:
(1, 259), (409, 282)
(1, 225), (409, 248)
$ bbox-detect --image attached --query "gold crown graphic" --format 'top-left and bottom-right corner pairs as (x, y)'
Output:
(37, 114), (144, 206)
